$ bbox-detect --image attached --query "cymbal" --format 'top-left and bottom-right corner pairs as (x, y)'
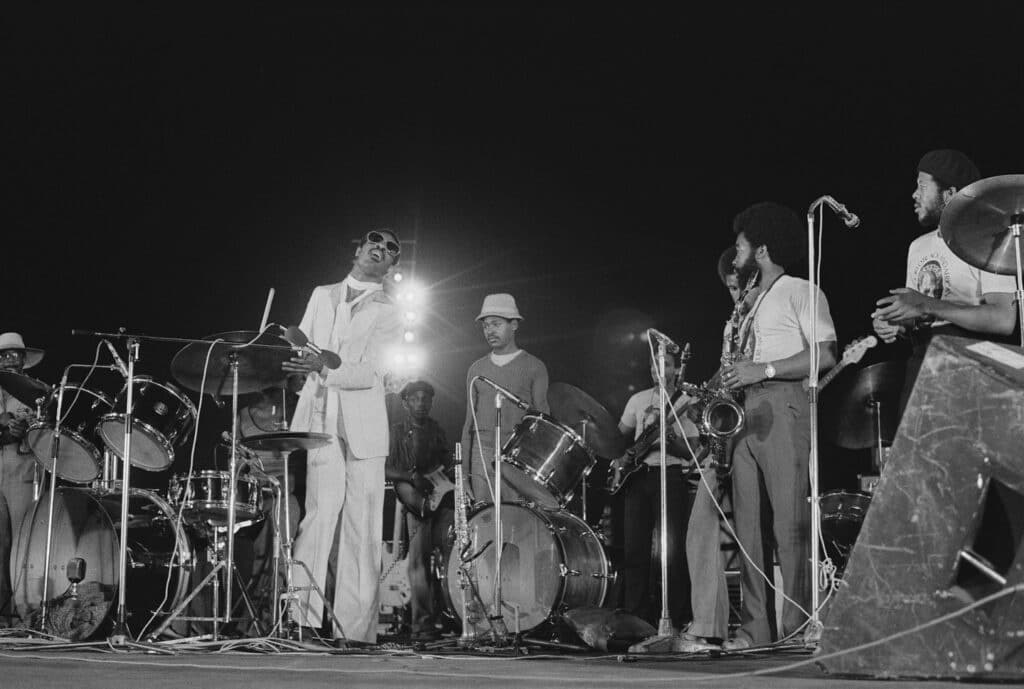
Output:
(942, 174), (1024, 276)
(548, 382), (625, 459)
(0, 370), (51, 407)
(821, 361), (905, 450)
(239, 431), (332, 453)
(170, 330), (293, 396)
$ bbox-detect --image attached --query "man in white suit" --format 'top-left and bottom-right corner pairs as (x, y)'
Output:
(283, 229), (404, 643)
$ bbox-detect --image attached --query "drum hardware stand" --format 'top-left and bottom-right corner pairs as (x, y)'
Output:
(37, 361), (121, 636)
(579, 420), (588, 522)
(1010, 213), (1024, 348)
(148, 353), (252, 641)
(109, 337), (139, 645)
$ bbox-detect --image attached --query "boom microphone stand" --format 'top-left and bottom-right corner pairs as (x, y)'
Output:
(804, 195), (859, 643)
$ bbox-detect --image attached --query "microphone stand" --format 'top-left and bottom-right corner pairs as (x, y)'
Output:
(491, 392), (509, 644)
(38, 367), (69, 635)
(1010, 214), (1024, 348)
(804, 197), (832, 644)
(110, 337), (140, 644)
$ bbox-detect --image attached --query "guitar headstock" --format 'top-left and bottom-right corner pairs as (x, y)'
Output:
(841, 335), (878, 366)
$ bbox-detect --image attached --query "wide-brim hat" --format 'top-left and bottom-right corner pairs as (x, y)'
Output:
(476, 293), (523, 321)
(0, 332), (44, 370)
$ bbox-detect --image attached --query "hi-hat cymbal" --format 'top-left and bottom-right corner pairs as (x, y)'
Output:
(548, 382), (625, 460)
(821, 360), (905, 450)
(942, 174), (1024, 276)
(0, 370), (51, 407)
(170, 330), (293, 396)
(240, 431), (332, 453)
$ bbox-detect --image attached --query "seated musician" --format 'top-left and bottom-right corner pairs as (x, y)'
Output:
(611, 344), (699, 632)
(385, 380), (452, 641)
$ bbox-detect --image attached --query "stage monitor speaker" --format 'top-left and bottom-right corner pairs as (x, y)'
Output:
(819, 335), (1024, 680)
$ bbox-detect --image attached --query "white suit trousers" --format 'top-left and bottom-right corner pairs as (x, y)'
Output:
(291, 435), (384, 642)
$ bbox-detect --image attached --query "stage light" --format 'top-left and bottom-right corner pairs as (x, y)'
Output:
(393, 271), (404, 283)
(404, 310), (418, 323)
(404, 330), (415, 343)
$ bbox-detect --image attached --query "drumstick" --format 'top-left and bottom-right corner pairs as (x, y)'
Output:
(259, 287), (275, 332)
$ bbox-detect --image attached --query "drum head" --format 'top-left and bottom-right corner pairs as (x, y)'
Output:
(98, 416), (174, 471)
(12, 487), (190, 640)
(26, 425), (102, 483)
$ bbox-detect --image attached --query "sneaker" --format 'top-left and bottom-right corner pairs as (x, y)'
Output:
(721, 634), (753, 651)
(673, 632), (720, 652)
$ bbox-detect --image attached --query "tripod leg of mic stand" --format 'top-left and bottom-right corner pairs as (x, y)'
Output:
(229, 563), (263, 637)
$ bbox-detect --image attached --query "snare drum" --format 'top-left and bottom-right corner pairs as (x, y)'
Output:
(820, 489), (872, 577)
(168, 470), (263, 524)
(98, 376), (198, 471)
(26, 383), (114, 483)
(501, 413), (596, 508)
(441, 503), (611, 634)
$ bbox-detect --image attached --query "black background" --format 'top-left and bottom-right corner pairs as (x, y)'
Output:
(6, 5), (1024, 490)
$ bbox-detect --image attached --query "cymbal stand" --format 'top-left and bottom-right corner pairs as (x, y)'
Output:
(148, 353), (248, 641)
(1009, 213), (1024, 348)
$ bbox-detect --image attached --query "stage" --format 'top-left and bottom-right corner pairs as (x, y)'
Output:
(0, 638), (1006, 689)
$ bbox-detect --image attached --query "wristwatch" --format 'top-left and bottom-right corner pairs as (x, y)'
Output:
(764, 362), (776, 379)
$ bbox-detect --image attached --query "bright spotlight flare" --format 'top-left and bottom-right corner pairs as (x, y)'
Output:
(279, 325), (342, 370)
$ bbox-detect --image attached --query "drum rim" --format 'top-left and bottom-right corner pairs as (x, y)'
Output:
(96, 413), (177, 469)
(13, 485), (193, 636)
(521, 411), (586, 445)
(441, 502), (608, 629)
(116, 376), (200, 419)
(25, 422), (102, 483)
(50, 382), (116, 407)
(499, 458), (569, 507)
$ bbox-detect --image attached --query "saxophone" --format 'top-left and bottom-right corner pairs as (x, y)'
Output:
(680, 270), (759, 439)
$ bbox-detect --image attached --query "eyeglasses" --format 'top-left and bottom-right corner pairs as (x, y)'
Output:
(365, 231), (401, 257)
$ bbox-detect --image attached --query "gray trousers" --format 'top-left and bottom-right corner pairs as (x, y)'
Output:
(730, 380), (810, 644)
(686, 465), (730, 640)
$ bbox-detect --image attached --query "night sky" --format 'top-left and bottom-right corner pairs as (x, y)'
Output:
(6, 6), (1024, 488)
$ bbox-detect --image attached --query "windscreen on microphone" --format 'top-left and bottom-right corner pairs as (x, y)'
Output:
(281, 325), (309, 347)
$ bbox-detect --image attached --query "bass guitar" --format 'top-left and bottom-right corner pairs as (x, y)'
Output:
(606, 390), (692, 496)
(804, 335), (878, 392)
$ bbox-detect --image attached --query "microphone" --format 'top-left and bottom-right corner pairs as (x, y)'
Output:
(647, 328), (680, 354)
(103, 340), (129, 377)
(823, 195), (860, 229)
(475, 376), (532, 412)
(279, 326), (342, 370)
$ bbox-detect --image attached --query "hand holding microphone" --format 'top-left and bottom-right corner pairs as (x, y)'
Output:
(279, 325), (342, 375)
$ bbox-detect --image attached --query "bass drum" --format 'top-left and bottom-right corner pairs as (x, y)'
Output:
(441, 503), (610, 634)
(13, 487), (192, 641)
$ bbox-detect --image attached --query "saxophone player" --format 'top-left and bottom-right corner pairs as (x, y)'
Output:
(677, 249), (758, 650)
(718, 203), (837, 650)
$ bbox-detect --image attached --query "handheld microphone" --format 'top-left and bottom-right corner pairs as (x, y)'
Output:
(475, 376), (532, 411)
(279, 326), (342, 370)
(103, 340), (129, 377)
(822, 195), (860, 229)
(647, 328), (680, 354)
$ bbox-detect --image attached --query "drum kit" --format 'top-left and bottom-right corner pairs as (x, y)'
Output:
(441, 382), (623, 638)
(4, 326), (331, 643)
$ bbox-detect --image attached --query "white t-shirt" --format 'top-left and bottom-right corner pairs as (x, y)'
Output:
(741, 275), (836, 364)
(490, 349), (524, 367)
(620, 387), (699, 465)
(905, 230), (1016, 328)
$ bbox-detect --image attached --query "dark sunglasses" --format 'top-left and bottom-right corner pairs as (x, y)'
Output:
(365, 231), (401, 256)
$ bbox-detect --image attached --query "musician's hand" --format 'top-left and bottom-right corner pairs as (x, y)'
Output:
(281, 351), (326, 377)
(412, 473), (432, 496)
(8, 417), (28, 440)
(872, 288), (933, 323)
(721, 359), (765, 390)
(871, 316), (903, 344)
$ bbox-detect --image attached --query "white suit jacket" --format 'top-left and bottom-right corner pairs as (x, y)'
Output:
(289, 280), (402, 459)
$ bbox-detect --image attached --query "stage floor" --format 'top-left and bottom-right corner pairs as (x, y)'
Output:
(0, 638), (1010, 689)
